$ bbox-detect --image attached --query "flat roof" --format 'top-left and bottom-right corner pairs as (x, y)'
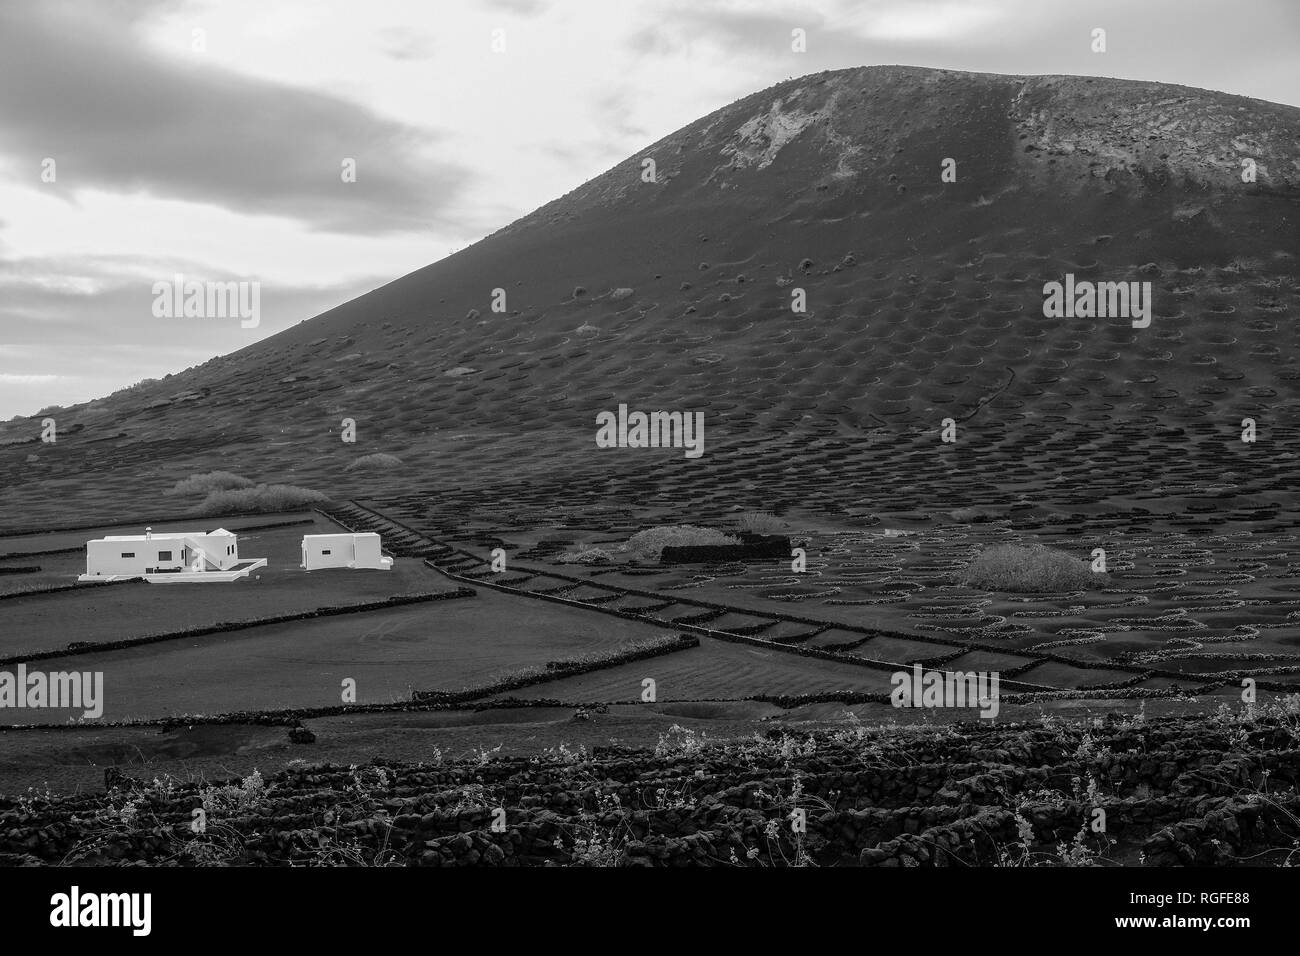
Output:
(94, 529), (232, 542)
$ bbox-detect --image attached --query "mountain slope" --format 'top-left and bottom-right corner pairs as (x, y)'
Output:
(4, 65), (1300, 526)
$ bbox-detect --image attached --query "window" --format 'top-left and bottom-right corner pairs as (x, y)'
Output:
(121, 552), (135, 559)
(322, 549), (332, 555)
(158, 551), (173, 561)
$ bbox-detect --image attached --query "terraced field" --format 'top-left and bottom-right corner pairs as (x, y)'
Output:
(0, 499), (1295, 869)
(327, 500), (1300, 704)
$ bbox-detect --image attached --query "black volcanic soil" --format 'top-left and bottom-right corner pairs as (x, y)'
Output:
(3, 65), (1297, 523)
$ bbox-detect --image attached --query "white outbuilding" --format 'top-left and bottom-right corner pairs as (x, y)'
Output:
(300, 533), (393, 571)
(80, 527), (267, 583)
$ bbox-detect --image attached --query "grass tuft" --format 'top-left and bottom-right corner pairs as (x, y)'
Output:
(197, 483), (328, 515)
(345, 453), (403, 472)
(166, 471), (255, 497)
(733, 511), (788, 535)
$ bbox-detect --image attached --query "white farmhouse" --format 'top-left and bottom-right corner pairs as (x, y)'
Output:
(79, 527), (267, 583)
(301, 533), (393, 571)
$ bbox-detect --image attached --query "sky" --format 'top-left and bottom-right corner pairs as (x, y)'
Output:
(1, 0), (1296, 420)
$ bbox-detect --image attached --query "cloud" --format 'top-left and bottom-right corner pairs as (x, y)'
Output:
(593, 89), (651, 146)
(624, 3), (920, 73)
(377, 25), (438, 62)
(0, 0), (475, 235)
(0, 374), (59, 384)
(483, 0), (552, 16)
(863, 1), (1006, 41)
(0, 252), (386, 418)
(624, 0), (1300, 108)
(0, 252), (378, 337)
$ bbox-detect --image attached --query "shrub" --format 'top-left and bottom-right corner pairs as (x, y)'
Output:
(557, 547), (614, 566)
(197, 483), (328, 515)
(105, 378), (160, 399)
(622, 525), (740, 560)
(199, 769), (268, 817)
(345, 453), (403, 472)
(166, 471), (255, 497)
(654, 724), (708, 757)
(734, 511), (787, 534)
(962, 543), (1095, 593)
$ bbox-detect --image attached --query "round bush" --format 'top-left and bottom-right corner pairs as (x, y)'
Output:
(961, 543), (1095, 593)
(623, 525), (740, 560)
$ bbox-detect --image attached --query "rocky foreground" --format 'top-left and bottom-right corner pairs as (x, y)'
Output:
(1, 703), (1297, 867)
